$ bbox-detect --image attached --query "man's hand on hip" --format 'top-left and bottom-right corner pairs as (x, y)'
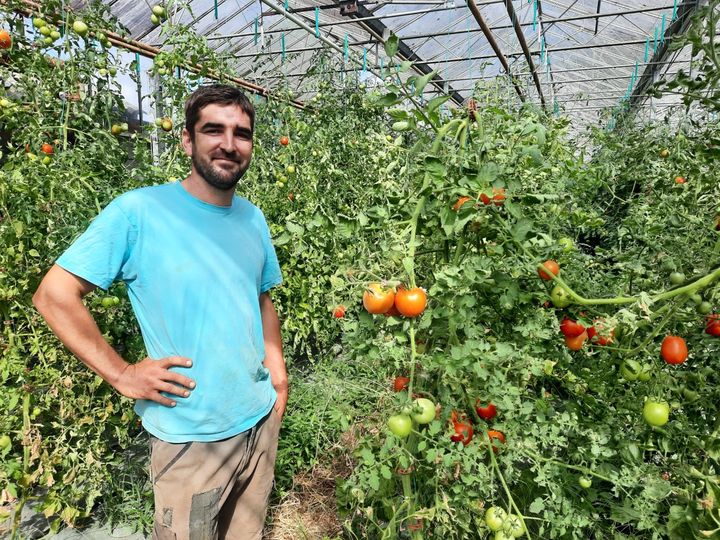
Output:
(114, 356), (196, 407)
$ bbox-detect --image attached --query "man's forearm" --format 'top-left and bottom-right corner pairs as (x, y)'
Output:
(259, 293), (288, 412)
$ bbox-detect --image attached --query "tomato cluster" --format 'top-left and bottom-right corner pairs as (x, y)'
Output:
(362, 282), (427, 318)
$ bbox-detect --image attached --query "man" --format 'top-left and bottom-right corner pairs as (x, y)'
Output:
(32, 84), (288, 540)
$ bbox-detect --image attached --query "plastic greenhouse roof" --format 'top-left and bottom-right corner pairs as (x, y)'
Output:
(83, 0), (705, 130)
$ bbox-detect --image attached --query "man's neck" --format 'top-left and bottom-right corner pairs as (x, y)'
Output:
(181, 173), (234, 207)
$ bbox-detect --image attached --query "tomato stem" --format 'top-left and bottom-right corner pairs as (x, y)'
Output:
(486, 440), (532, 539)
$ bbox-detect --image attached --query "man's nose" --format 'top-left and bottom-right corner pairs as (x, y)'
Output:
(219, 130), (235, 151)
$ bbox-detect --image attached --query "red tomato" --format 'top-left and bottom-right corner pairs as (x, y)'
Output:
(393, 376), (410, 392)
(487, 430), (506, 453)
(333, 305), (346, 319)
(661, 335), (688, 365)
(565, 330), (588, 351)
(480, 187), (505, 206)
(394, 287), (427, 318)
(279, 136), (289, 146)
(588, 319), (614, 346)
(287, 191), (294, 201)
(559, 317), (585, 337)
(452, 196), (472, 212)
(475, 401), (497, 421)
(706, 314), (720, 336)
(0, 30), (11, 49)
(538, 260), (560, 280)
(450, 411), (473, 446)
(674, 176), (686, 184)
(362, 283), (395, 314)
(41, 143), (54, 155)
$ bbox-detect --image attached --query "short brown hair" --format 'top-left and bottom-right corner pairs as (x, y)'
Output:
(184, 84), (255, 138)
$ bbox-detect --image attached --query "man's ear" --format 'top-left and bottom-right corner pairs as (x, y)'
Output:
(181, 128), (193, 157)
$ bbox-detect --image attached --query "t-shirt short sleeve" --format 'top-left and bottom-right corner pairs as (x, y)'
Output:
(259, 216), (282, 293)
(55, 199), (137, 290)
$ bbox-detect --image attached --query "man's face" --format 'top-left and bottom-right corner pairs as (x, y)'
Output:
(182, 104), (253, 191)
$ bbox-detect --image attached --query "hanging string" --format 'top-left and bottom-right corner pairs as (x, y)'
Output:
(214, 0), (218, 19)
(281, 32), (285, 63)
(315, 7), (320, 38)
(254, 18), (258, 46)
(659, 13), (666, 44)
(362, 47), (367, 75)
(344, 34), (349, 62)
(672, 0), (678, 20)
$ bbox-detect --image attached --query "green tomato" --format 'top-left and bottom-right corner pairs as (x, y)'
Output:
(550, 285), (572, 308)
(33, 18), (46, 28)
(557, 237), (574, 252)
(620, 359), (641, 382)
(691, 293), (703, 305)
(39, 26), (52, 36)
(101, 296), (119, 308)
(637, 364), (652, 382)
(643, 400), (670, 427)
(698, 302), (712, 315)
(0, 435), (11, 450)
(72, 20), (89, 37)
(152, 5), (167, 17)
(504, 514), (525, 538)
(387, 414), (412, 438)
(286, 165), (296, 175)
(669, 272), (685, 285)
(485, 506), (507, 532)
(494, 532), (514, 540)
(411, 398), (435, 424)
(578, 476), (592, 489)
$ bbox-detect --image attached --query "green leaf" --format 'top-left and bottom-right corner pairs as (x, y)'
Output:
(386, 108), (409, 121)
(398, 60), (413, 73)
(414, 70), (437, 96)
(423, 156), (447, 178)
(529, 497), (545, 513)
(376, 92), (401, 107)
(427, 95), (451, 113)
(384, 34), (399, 57)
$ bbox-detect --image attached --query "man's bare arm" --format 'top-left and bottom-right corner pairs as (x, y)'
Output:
(260, 292), (288, 418)
(33, 265), (195, 406)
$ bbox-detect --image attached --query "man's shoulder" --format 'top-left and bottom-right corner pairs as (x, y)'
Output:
(112, 183), (176, 211)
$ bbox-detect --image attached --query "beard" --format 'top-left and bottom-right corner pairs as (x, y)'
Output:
(192, 151), (250, 191)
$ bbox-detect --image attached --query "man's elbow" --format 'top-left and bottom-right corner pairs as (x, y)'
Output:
(32, 278), (52, 316)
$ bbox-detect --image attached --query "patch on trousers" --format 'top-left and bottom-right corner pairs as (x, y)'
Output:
(189, 487), (221, 540)
(162, 508), (173, 527)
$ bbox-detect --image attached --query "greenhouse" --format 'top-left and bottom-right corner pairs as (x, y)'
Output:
(1, 0), (720, 538)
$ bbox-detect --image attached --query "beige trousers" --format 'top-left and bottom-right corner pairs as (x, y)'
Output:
(150, 408), (281, 540)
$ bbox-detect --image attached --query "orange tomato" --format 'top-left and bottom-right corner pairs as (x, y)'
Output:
(487, 430), (506, 453)
(394, 287), (427, 318)
(362, 283), (395, 314)
(565, 330), (588, 351)
(538, 260), (560, 280)
(0, 30), (11, 49)
(452, 196), (472, 212)
(674, 176), (686, 184)
(41, 143), (54, 155)
(279, 136), (289, 146)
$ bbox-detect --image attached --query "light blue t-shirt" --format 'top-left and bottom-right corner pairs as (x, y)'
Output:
(56, 181), (283, 443)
